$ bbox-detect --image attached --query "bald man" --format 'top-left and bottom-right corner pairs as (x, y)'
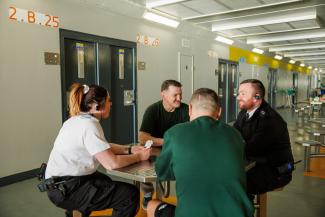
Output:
(147, 88), (253, 217)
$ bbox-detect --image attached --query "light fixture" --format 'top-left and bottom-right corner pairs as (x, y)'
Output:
(269, 43), (325, 52)
(215, 36), (234, 45)
(320, 69), (323, 72)
(212, 8), (315, 31)
(146, 0), (187, 8)
(289, 59), (296, 64)
(300, 63), (305, 67)
(247, 28), (325, 44)
(308, 66), (313, 69)
(143, 12), (179, 28)
(252, 48), (264, 54)
(274, 55), (283, 60)
(284, 51), (325, 57)
(315, 68), (318, 71)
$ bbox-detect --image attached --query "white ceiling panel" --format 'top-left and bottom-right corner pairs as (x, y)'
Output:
(218, 0), (262, 10)
(263, 23), (293, 32)
(262, 0), (298, 3)
(238, 26), (269, 34)
(156, 4), (201, 18)
(309, 37), (325, 42)
(289, 19), (320, 29)
(219, 29), (246, 37)
(182, 0), (228, 15)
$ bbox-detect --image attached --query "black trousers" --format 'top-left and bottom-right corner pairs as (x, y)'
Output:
(246, 164), (292, 196)
(47, 171), (139, 217)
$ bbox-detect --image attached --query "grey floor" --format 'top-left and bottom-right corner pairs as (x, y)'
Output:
(1, 108), (325, 217)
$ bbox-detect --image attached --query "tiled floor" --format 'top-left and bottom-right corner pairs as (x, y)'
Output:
(0, 108), (325, 217)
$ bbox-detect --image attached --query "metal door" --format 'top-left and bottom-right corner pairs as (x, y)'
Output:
(228, 63), (239, 122)
(293, 73), (298, 105)
(217, 59), (239, 123)
(218, 60), (227, 122)
(178, 53), (194, 104)
(61, 39), (97, 121)
(60, 29), (137, 144)
(268, 68), (278, 108)
(108, 46), (136, 144)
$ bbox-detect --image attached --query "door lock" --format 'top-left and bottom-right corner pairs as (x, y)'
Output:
(124, 90), (134, 106)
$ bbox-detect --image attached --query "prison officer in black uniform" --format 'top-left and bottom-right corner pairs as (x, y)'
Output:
(234, 79), (294, 198)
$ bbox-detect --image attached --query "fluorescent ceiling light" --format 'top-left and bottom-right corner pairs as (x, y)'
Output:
(300, 63), (305, 67)
(269, 43), (325, 52)
(296, 57), (325, 61)
(143, 12), (179, 28)
(212, 8), (315, 31)
(315, 68), (318, 71)
(308, 66), (313, 69)
(258, 40), (325, 49)
(231, 26), (320, 39)
(247, 28), (325, 44)
(184, 0), (302, 20)
(320, 69), (323, 72)
(146, 0), (187, 8)
(215, 36), (234, 45)
(284, 51), (325, 57)
(289, 60), (296, 64)
(252, 48), (264, 54)
(274, 55), (283, 60)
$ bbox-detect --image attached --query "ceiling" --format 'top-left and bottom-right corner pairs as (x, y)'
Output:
(77, 0), (325, 72)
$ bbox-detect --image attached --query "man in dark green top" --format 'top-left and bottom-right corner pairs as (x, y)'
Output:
(139, 79), (189, 209)
(147, 88), (254, 217)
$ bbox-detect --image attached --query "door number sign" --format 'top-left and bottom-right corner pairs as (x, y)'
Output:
(8, 6), (59, 28)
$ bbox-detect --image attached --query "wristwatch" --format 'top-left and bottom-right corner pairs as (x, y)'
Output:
(128, 145), (132, 155)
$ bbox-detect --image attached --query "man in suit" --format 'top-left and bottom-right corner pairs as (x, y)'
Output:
(147, 88), (253, 217)
(234, 79), (294, 197)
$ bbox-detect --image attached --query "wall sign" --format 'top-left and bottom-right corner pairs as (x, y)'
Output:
(136, 34), (160, 47)
(8, 6), (59, 28)
(119, 49), (125, 79)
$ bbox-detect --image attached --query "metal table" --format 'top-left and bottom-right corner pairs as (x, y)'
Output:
(106, 158), (256, 198)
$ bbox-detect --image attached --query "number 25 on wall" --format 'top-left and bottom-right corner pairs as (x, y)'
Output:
(8, 6), (59, 28)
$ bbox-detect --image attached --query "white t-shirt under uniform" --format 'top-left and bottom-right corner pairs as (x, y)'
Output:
(45, 114), (110, 179)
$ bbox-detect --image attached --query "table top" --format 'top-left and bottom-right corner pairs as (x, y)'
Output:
(309, 118), (325, 124)
(106, 159), (256, 183)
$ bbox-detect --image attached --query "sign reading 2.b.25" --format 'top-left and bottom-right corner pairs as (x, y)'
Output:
(8, 6), (59, 28)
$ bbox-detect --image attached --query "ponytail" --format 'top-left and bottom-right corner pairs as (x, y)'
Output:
(69, 83), (84, 116)
(68, 83), (108, 117)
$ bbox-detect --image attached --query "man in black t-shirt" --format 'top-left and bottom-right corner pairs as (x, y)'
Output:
(139, 80), (189, 146)
(139, 79), (189, 210)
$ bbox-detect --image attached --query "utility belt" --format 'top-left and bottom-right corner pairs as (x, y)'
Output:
(248, 157), (300, 175)
(36, 163), (82, 196)
(37, 177), (69, 195)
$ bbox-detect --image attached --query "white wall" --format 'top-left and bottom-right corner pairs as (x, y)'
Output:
(0, 0), (228, 177)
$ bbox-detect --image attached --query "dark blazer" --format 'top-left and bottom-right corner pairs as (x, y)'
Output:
(234, 100), (294, 194)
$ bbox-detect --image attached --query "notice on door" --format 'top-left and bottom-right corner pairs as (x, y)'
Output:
(119, 49), (125, 79)
(76, 43), (85, 79)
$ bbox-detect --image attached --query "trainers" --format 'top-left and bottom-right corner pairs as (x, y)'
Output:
(141, 195), (152, 210)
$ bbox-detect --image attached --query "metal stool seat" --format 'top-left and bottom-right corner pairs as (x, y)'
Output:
(295, 140), (322, 172)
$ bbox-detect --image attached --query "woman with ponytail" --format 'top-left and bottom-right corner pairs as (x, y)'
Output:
(45, 83), (151, 217)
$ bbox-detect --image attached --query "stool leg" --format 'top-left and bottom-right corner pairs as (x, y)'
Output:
(304, 146), (311, 172)
(73, 210), (82, 217)
(256, 193), (267, 217)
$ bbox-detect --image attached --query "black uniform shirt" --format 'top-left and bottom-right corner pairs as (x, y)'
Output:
(234, 101), (294, 167)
